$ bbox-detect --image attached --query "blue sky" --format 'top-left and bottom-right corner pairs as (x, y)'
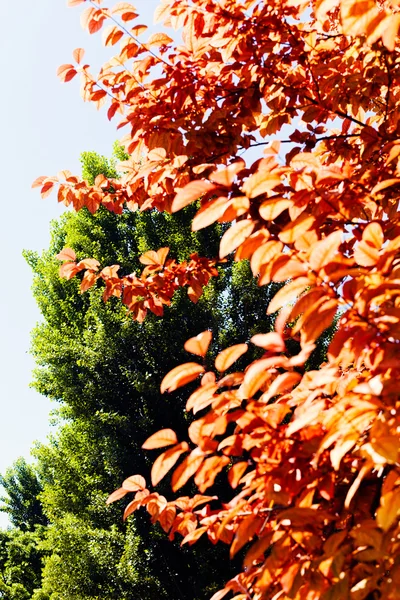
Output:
(0, 0), (158, 526)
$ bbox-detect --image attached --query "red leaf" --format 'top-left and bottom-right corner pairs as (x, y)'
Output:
(142, 429), (179, 450)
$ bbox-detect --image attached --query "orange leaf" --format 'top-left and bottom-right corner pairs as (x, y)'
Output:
(309, 230), (342, 271)
(139, 247), (169, 266)
(239, 356), (288, 399)
(230, 514), (262, 557)
(184, 331), (212, 357)
(56, 247), (76, 262)
(161, 363), (205, 393)
(209, 160), (246, 186)
(80, 270), (97, 292)
(354, 241), (379, 267)
(215, 344), (248, 372)
(290, 152), (320, 170)
(186, 383), (218, 413)
(371, 178), (400, 195)
(181, 526), (208, 545)
(32, 176), (47, 189)
(301, 299), (338, 343)
(112, 1), (138, 21)
(106, 487), (128, 504)
(172, 180), (219, 212)
(267, 277), (311, 314)
(57, 64), (78, 82)
(102, 25), (124, 46)
(261, 372), (302, 403)
(147, 33), (174, 46)
(241, 171), (281, 198)
(171, 448), (205, 491)
(142, 429), (179, 450)
(228, 462), (248, 489)
(192, 196), (230, 231)
(73, 47), (85, 64)
(259, 197), (292, 221)
(78, 258), (100, 270)
(68, 0), (85, 5)
(251, 241), (283, 276)
(122, 474), (146, 491)
(219, 220), (255, 258)
(151, 442), (189, 486)
(234, 229), (270, 261)
(279, 213), (316, 244)
(363, 222), (383, 248)
(194, 455), (230, 492)
(59, 262), (81, 280)
(250, 332), (286, 352)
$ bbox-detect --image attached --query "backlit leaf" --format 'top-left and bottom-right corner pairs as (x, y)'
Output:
(161, 363), (205, 393)
(267, 277), (311, 314)
(56, 247), (76, 262)
(228, 462), (248, 489)
(215, 344), (248, 372)
(219, 220), (255, 258)
(259, 197), (292, 221)
(106, 487), (128, 504)
(73, 47), (85, 64)
(184, 331), (212, 357)
(122, 474), (146, 491)
(171, 448), (205, 491)
(151, 442), (189, 486)
(192, 197), (230, 231)
(172, 181), (218, 212)
(241, 171), (281, 198)
(279, 213), (316, 244)
(142, 429), (179, 450)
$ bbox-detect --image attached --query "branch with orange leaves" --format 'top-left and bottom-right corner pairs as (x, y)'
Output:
(56, 247), (219, 322)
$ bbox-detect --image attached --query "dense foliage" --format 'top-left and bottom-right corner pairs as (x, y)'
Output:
(33, 0), (400, 598)
(5, 146), (276, 599)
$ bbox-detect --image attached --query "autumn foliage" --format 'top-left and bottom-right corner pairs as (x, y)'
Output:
(34, 0), (400, 597)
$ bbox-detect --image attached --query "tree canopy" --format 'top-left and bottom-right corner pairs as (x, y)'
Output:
(32, 0), (400, 598)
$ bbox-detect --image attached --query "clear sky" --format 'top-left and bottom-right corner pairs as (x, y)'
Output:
(0, 0), (158, 527)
